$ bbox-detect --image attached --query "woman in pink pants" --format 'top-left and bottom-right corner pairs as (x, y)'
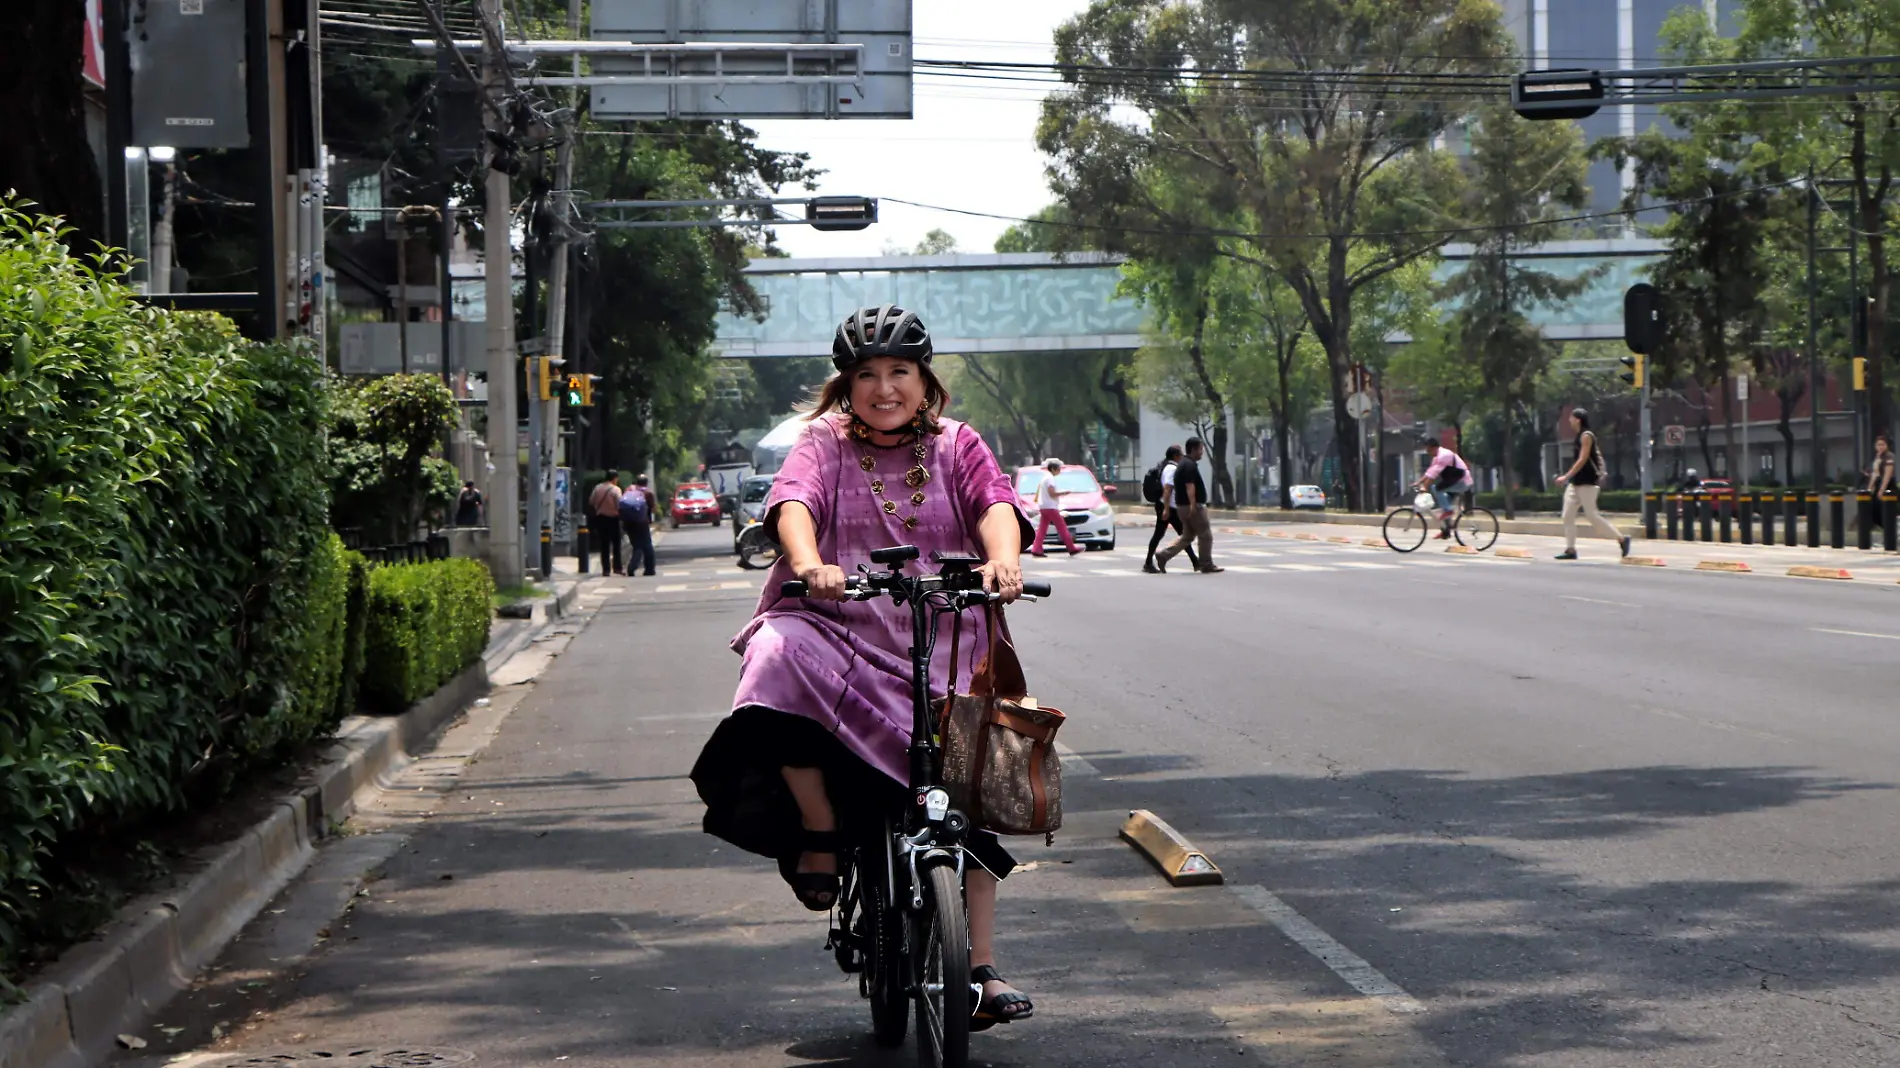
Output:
(1032, 457), (1082, 557)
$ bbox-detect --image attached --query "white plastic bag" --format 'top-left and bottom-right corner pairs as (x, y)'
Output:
(1414, 492), (1436, 511)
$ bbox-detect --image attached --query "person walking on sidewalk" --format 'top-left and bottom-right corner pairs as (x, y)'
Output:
(620, 474), (658, 576)
(454, 480), (484, 527)
(589, 472), (625, 575)
(1030, 458), (1083, 558)
(1554, 407), (1631, 560)
(1155, 438), (1222, 573)
(1143, 445), (1202, 573)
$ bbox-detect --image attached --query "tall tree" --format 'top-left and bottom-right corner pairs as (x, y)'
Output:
(1442, 105), (1594, 518)
(1039, 0), (1509, 511)
(1387, 314), (1488, 457)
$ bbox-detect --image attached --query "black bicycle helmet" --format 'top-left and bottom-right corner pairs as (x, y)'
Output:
(832, 304), (933, 372)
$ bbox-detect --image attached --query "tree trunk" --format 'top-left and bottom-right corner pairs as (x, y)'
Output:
(0, 0), (104, 247)
(1276, 357), (1294, 510)
(1182, 298), (1233, 507)
(1720, 369), (1738, 485)
(1868, 227), (1890, 441)
(1500, 387), (1517, 519)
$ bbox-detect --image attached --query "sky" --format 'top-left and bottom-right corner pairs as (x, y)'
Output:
(745, 0), (1093, 259)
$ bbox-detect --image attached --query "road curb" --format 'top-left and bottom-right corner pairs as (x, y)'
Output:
(1789, 565), (1855, 580)
(0, 660), (492, 1068)
(1695, 560), (1754, 573)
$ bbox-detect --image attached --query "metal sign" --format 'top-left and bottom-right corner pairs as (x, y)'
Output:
(1346, 391), (1374, 421)
(1736, 373), (1749, 400)
(589, 0), (912, 120)
(1663, 424), (1686, 447)
(130, 0), (249, 148)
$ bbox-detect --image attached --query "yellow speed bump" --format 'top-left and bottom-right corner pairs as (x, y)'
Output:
(1362, 538), (1386, 548)
(1268, 530), (1293, 539)
(1295, 532), (1321, 542)
(1120, 809), (1224, 887)
(1789, 565), (1854, 580)
(1621, 556), (1666, 567)
(1445, 545), (1478, 555)
(1327, 536), (1355, 544)
(1496, 547), (1532, 559)
(1696, 560), (1753, 573)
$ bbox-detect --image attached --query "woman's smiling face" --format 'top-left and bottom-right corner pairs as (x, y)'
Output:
(848, 357), (925, 434)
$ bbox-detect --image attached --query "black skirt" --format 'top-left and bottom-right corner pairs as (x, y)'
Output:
(691, 705), (1017, 880)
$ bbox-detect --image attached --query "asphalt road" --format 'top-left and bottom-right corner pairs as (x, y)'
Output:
(136, 521), (1900, 1068)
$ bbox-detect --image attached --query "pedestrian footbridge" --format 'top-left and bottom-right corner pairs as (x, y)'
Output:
(711, 240), (1662, 357)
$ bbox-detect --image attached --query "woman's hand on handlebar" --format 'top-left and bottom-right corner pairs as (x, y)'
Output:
(978, 557), (1024, 603)
(796, 562), (850, 601)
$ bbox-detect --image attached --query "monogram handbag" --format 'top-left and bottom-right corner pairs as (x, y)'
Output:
(938, 606), (1064, 839)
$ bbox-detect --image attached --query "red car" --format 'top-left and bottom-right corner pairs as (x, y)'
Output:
(669, 482), (721, 528)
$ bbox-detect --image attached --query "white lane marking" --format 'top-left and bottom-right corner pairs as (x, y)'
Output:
(1230, 549), (1280, 559)
(1087, 568), (1140, 577)
(1815, 627), (1900, 642)
(1054, 742), (1099, 777)
(1222, 565), (1275, 574)
(1561, 595), (1642, 608)
(718, 581), (757, 591)
(1639, 705), (1790, 743)
(1271, 563), (1334, 573)
(1407, 560), (1459, 568)
(1331, 561), (1401, 570)
(654, 584), (689, 593)
(1229, 884), (1425, 1015)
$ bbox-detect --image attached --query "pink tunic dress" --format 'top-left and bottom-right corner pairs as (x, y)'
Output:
(726, 413), (1030, 785)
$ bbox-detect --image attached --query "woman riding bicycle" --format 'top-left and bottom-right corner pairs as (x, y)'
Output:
(1413, 439), (1473, 540)
(691, 304), (1037, 1031)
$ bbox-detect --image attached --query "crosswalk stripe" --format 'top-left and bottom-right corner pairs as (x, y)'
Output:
(1331, 561), (1401, 569)
(1271, 563), (1334, 572)
(1221, 565), (1274, 574)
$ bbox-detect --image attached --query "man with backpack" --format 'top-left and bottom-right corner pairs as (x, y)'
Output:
(1142, 444), (1202, 574)
(619, 474), (659, 577)
(589, 473), (625, 575)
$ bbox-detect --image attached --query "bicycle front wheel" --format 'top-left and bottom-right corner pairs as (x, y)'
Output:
(915, 864), (971, 1068)
(1455, 507), (1499, 551)
(1382, 508), (1429, 553)
(864, 855), (908, 1047)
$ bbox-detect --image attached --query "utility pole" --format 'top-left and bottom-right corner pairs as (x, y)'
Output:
(1807, 170), (1823, 494)
(150, 151), (177, 295)
(481, 0), (522, 587)
(527, 0), (583, 577)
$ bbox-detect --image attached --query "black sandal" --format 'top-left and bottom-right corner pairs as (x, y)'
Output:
(970, 964), (1034, 1031)
(779, 829), (842, 912)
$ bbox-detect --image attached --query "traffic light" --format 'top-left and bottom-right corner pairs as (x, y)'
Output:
(581, 374), (601, 406)
(1619, 353), (1645, 389)
(529, 355), (566, 400)
(565, 373), (584, 407)
(1624, 283), (1661, 355)
(1853, 356), (1868, 392)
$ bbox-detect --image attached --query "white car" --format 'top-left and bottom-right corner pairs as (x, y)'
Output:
(1288, 485), (1327, 510)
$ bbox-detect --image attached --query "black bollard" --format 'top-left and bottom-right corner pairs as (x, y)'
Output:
(1700, 496), (1715, 542)
(1785, 494), (1800, 547)
(1645, 493), (1660, 540)
(1719, 496), (1733, 543)
(1740, 495), (1754, 545)
(1858, 495), (1874, 551)
(578, 523), (590, 573)
(1666, 495), (1680, 540)
(1761, 498), (1775, 544)
(1887, 495), (1899, 553)
(1807, 493), (1822, 547)
(1830, 495), (1846, 549)
(540, 523), (553, 579)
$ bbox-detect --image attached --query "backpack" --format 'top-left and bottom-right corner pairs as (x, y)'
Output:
(1142, 463), (1165, 504)
(618, 487), (651, 524)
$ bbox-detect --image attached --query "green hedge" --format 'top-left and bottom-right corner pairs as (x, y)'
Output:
(359, 558), (494, 714)
(0, 201), (341, 975)
(1474, 489), (1644, 513)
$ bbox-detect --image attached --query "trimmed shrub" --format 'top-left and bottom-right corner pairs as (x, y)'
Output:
(359, 558), (494, 714)
(0, 200), (337, 976)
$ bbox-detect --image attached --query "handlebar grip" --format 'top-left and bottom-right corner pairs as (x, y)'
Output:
(1022, 581), (1053, 598)
(779, 580), (809, 598)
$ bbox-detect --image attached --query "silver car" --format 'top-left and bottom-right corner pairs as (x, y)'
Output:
(731, 475), (776, 554)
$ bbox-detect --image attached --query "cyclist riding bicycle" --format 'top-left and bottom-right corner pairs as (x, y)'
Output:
(1413, 440), (1474, 540)
(690, 304), (1038, 1031)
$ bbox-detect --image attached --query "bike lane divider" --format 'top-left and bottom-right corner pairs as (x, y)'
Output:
(1695, 560), (1753, 573)
(1789, 565), (1855, 580)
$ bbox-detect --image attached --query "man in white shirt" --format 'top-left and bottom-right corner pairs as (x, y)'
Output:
(1144, 444), (1202, 573)
(1031, 458), (1082, 558)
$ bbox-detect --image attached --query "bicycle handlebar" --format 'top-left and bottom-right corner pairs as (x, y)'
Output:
(778, 575), (1051, 601)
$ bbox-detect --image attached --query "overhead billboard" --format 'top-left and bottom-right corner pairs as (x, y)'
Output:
(589, 0), (912, 120)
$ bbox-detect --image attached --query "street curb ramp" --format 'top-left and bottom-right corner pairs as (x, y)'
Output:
(0, 661), (492, 1068)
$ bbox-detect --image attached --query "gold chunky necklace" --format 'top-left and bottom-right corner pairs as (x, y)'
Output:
(851, 417), (932, 530)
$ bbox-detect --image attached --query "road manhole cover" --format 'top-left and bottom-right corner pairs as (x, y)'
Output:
(210, 1049), (475, 1068)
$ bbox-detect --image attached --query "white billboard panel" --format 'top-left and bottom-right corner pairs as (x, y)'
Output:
(589, 0), (912, 120)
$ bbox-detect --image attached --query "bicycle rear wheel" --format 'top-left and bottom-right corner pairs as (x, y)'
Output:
(863, 855), (908, 1047)
(1382, 508), (1429, 553)
(1455, 507), (1499, 551)
(915, 864), (971, 1068)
